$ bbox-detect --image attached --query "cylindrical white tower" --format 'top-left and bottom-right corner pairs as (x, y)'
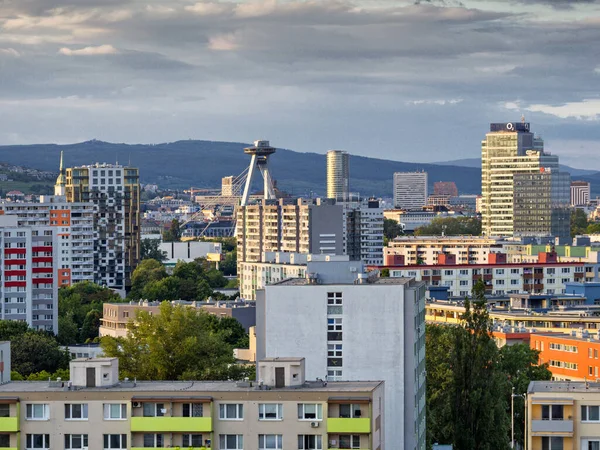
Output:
(326, 150), (349, 202)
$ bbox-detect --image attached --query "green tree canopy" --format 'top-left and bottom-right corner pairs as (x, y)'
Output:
(130, 259), (168, 299)
(141, 239), (167, 262)
(571, 208), (589, 237)
(11, 331), (69, 377)
(101, 302), (238, 380)
(384, 218), (404, 242)
(163, 218), (182, 242)
(415, 216), (481, 236)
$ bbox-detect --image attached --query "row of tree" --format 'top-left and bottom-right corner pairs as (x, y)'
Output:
(130, 258), (232, 301)
(101, 302), (252, 380)
(426, 281), (551, 449)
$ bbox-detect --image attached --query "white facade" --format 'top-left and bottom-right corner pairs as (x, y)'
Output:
(159, 241), (222, 265)
(393, 172), (428, 210)
(256, 271), (426, 450)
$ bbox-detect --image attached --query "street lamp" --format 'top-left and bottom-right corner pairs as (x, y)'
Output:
(512, 386), (526, 449)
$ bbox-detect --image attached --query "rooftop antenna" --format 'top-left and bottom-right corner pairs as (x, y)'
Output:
(521, 114), (526, 124)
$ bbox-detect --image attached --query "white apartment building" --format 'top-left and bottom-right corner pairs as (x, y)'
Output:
(385, 236), (504, 265)
(393, 172), (428, 210)
(344, 199), (384, 266)
(239, 252), (361, 300)
(256, 267), (426, 450)
(381, 261), (598, 297)
(0, 195), (96, 286)
(0, 216), (59, 332)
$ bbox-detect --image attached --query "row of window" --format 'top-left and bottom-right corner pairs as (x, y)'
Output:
(22, 402), (345, 422)
(13, 433), (361, 450)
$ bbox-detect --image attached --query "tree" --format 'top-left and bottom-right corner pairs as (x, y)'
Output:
(384, 218), (404, 242)
(571, 208), (589, 237)
(207, 316), (249, 348)
(498, 344), (551, 446)
(80, 310), (102, 343)
(586, 223), (600, 234)
(101, 302), (237, 380)
(141, 239), (167, 262)
(141, 277), (181, 301)
(220, 249), (237, 276)
(163, 218), (182, 242)
(415, 216), (481, 236)
(11, 332), (69, 377)
(130, 259), (168, 299)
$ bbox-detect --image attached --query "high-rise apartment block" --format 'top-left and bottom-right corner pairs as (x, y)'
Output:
(237, 198), (345, 266)
(0, 215), (58, 332)
(62, 163), (140, 291)
(571, 181), (591, 206)
(327, 150), (350, 202)
(344, 199), (384, 265)
(0, 356), (385, 450)
(482, 122), (571, 237)
(256, 268), (426, 450)
(433, 181), (458, 197)
(0, 196), (96, 286)
(393, 172), (428, 210)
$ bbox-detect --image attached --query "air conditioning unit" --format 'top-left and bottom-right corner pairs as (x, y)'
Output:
(160, 408), (167, 414)
(132, 402), (142, 408)
(310, 421), (320, 428)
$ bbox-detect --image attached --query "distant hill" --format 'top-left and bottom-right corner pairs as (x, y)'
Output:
(435, 157), (599, 178)
(0, 140), (483, 197)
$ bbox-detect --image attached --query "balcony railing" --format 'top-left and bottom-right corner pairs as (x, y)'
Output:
(327, 418), (371, 433)
(531, 419), (573, 434)
(130, 417), (212, 433)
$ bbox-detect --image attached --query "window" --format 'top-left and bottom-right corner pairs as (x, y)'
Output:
(338, 435), (361, 449)
(0, 404), (9, 417)
(182, 434), (204, 447)
(459, 280), (469, 286)
(103, 434), (127, 450)
(459, 269), (469, 276)
(25, 404), (48, 420)
(143, 434), (163, 448)
(65, 403), (88, 420)
(219, 404), (243, 420)
(339, 404), (362, 418)
(495, 269), (505, 275)
(582, 405), (600, 422)
(444, 270), (454, 276)
(0, 435), (9, 447)
(26, 434), (50, 449)
(327, 292), (342, 305)
(143, 403), (165, 417)
(298, 403), (323, 420)
(541, 436), (563, 450)
(298, 435), (323, 450)
(511, 268), (520, 274)
(541, 405), (563, 420)
(183, 403), (203, 417)
(65, 434), (88, 449)
(259, 403), (283, 420)
(587, 441), (600, 450)
(259, 434), (283, 449)
(219, 435), (243, 450)
(103, 403), (127, 420)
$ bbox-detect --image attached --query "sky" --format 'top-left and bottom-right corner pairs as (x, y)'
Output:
(1, 0), (600, 167)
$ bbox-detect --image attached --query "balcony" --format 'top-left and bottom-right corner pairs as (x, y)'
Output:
(132, 448), (210, 450)
(531, 419), (573, 434)
(0, 417), (18, 432)
(327, 418), (371, 433)
(130, 417), (212, 432)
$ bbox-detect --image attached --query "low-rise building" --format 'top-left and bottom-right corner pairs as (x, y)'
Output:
(100, 300), (256, 337)
(0, 357), (384, 450)
(527, 380), (600, 450)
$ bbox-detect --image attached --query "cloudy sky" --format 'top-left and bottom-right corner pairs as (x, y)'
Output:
(1, 0), (599, 166)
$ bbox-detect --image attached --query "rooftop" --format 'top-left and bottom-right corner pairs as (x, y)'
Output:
(272, 276), (414, 287)
(0, 379), (382, 394)
(529, 380), (600, 394)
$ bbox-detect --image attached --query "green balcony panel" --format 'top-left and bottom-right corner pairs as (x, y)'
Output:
(0, 448), (17, 450)
(132, 448), (210, 450)
(131, 416), (212, 432)
(327, 417), (371, 433)
(0, 417), (18, 432)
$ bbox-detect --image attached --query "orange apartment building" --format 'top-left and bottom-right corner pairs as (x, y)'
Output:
(531, 332), (600, 381)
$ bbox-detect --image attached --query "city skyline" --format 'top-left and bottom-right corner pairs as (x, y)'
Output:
(1, 1), (600, 166)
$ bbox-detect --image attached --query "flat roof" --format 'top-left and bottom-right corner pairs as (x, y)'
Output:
(0, 380), (383, 394)
(529, 381), (600, 394)
(272, 277), (414, 286)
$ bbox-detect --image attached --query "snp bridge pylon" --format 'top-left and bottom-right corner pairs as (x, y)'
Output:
(241, 140), (277, 206)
